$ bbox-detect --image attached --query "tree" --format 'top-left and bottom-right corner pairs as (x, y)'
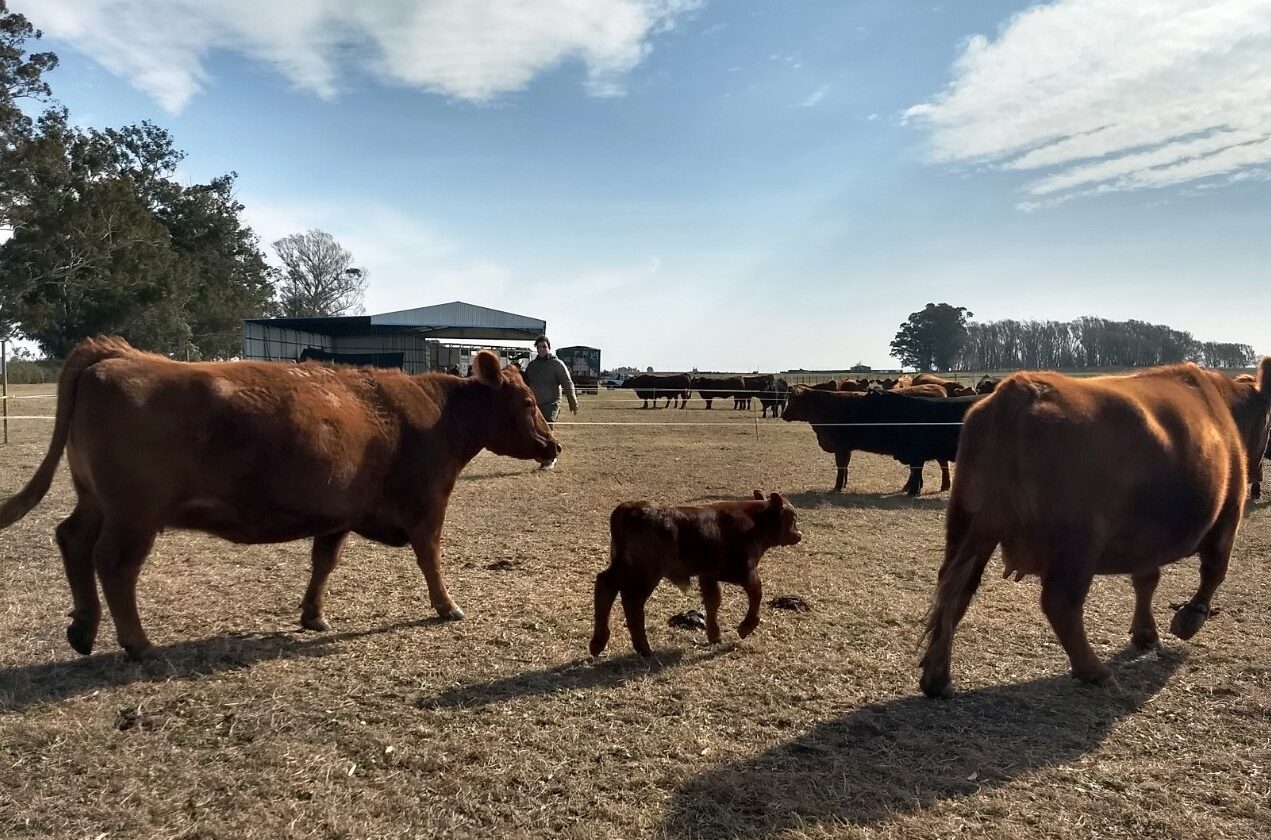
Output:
(273, 230), (367, 317)
(889, 303), (973, 371)
(0, 108), (275, 356)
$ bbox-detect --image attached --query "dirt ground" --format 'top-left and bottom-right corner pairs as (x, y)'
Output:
(1, 384), (1269, 839)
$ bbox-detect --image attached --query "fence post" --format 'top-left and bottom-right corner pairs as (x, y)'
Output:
(2, 338), (8, 446)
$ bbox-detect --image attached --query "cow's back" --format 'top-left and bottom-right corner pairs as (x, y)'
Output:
(68, 356), (406, 541)
(955, 369), (1245, 569)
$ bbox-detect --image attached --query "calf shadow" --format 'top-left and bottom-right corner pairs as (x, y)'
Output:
(420, 646), (729, 711)
(662, 647), (1183, 839)
(781, 491), (949, 511)
(0, 618), (440, 713)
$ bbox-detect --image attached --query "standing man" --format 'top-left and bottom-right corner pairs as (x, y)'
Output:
(523, 334), (578, 470)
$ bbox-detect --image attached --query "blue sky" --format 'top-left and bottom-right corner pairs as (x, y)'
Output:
(16, 0), (1271, 370)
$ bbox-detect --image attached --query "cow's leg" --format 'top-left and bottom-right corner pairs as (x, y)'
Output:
(641, 399), (648, 409)
(1040, 566), (1109, 684)
(704, 398), (712, 410)
(700, 576), (723, 644)
(737, 569), (763, 639)
(938, 460), (951, 492)
(1171, 500), (1239, 640)
(589, 567), (621, 655)
(833, 450), (852, 493)
(300, 531), (349, 631)
(919, 500), (997, 698)
(1250, 460), (1263, 501)
(409, 515), (464, 620)
(620, 574), (659, 657)
(1129, 568), (1161, 649)
(56, 503), (103, 656)
(93, 520), (157, 657)
(902, 464), (924, 496)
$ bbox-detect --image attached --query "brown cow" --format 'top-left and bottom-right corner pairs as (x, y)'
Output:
(1235, 373), (1269, 500)
(920, 360), (1271, 698)
(0, 337), (560, 657)
(589, 491), (802, 657)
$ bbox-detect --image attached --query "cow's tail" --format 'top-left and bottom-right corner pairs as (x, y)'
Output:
(0, 336), (134, 529)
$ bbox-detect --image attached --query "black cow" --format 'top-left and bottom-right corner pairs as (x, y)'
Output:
(759, 377), (788, 418)
(693, 376), (742, 410)
(782, 387), (984, 495)
(623, 373), (691, 409)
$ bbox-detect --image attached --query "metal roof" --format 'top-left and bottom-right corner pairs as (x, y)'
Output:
(245, 301), (547, 341)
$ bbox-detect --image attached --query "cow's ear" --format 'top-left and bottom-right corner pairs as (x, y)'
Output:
(768, 492), (784, 507)
(473, 351), (502, 387)
(752, 489), (764, 501)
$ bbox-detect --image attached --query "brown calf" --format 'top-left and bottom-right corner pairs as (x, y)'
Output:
(0, 337), (559, 657)
(920, 360), (1271, 697)
(589, 491), (802, 656)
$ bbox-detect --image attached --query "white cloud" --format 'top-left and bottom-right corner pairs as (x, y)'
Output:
(796, 84), (829, 108)
(18, 0), (701, 111)
(906, 0), (1271, 201)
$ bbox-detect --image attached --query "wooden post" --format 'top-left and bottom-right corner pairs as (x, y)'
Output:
(2, 338), (9, 446)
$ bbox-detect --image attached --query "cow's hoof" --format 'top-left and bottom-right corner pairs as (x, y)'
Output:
(66, 622), (97, 656)
(1170, 603), (1209, 640)
(736, 621), (759, 639)
(301, 615), (331, 632)
(588, 635), (608, 657)
(920, 675), (954, 699)
(1130, 628), (1160, 650)
(437, 606), (466, 621)
(123, 642), (155, 660)
(1072, 661), (1114, 685)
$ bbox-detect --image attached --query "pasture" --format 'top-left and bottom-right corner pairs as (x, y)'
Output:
(2, 384), (1269, 839)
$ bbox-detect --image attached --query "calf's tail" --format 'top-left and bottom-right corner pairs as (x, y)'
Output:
(0, 336), (134, 529)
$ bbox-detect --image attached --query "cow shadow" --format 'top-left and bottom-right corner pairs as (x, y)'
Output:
(662, 647), (1183, 839)
(419, 646), (730, 710)
(781, 491), (949, 511)
(0, 618), (440, 713)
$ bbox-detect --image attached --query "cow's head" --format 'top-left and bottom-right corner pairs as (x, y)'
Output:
(471, 350), (561, 462)
(752, 490), (802, 546)
(1226, 359), (1271, 480)
(781, 385), (812, 422)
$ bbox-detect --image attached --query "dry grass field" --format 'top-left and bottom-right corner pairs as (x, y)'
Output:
(2, 384), (1269, 839)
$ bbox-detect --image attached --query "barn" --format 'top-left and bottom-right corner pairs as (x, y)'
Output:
(242, 301), (547, 374)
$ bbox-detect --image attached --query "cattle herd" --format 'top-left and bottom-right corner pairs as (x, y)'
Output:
(1, 337), (1269, 703)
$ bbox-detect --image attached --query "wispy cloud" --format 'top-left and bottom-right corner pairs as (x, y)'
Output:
(20, 0), (702, 111)
(906, 0), (1271, 202)
(796, 84), (829, 108)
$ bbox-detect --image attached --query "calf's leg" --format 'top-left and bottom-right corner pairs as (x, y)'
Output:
(56, 503), (103, 655)
(300, 531), (349, 631)
(589, 567), (621, 655)
(620, 574), (660, 657)
(700, 576), (723, 643)
(1129, 568), (1161, 649)
(737, 570), (763, 638)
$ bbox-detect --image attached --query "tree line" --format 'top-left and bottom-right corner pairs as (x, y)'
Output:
(0, 2), (365, 360)
(891, 303), (1258, 372)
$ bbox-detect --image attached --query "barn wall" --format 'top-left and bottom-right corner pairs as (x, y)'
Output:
(242, 323), (334, 362)
(332, 333), (430, 373)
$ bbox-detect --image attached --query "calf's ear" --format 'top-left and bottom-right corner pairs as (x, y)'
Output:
(1258, 357), (1271, 393)
(769, 492), (784, 507)
(473, 351), (502, 387)
(752, 489), (764, 500)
